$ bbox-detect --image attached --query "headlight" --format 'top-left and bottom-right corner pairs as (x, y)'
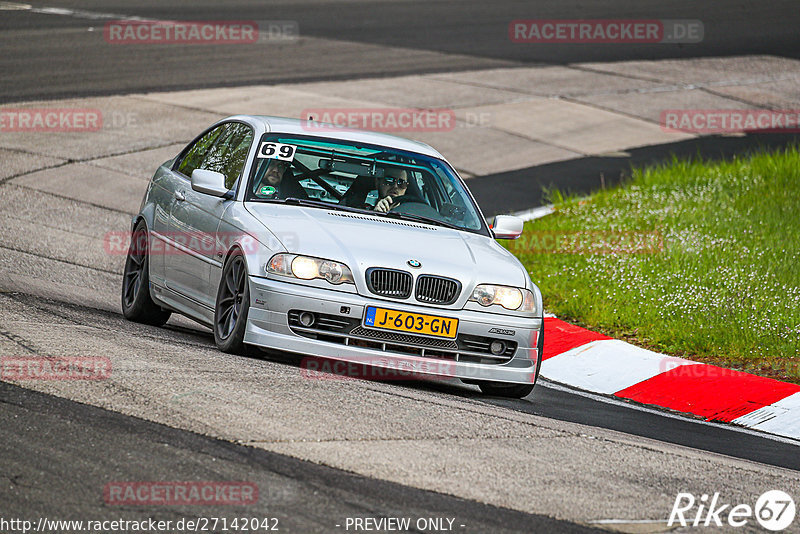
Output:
(267, 254), (354, 285)
(291, 256), (319, 280)
(469, 284), (536, 312)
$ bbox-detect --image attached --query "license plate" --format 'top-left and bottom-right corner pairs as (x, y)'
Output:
(363, 306), (458, 339)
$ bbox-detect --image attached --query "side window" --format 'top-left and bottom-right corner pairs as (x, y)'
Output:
(176, 123), (254, 190)
(220, 124), (254, 189)
(198, 123), (254, 189)
(176, 125), (225, 178)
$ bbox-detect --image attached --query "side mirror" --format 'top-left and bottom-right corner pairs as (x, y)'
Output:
(191, 169), (230, 198)
(492, 215), (523, 240)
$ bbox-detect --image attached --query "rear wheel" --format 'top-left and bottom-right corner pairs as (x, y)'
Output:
(121, 222), (171, 326)
(478, 322), (544, 399)
(214, 249), (250, 354)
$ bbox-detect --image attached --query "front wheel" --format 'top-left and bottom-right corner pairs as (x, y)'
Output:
(214, 249), (250, 354)
(121, 221), (171, 326)
(478, 322), (544, 399)
(478, 382), (535, 399)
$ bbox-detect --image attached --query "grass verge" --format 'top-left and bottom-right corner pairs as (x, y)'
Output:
(507, 147), (800, 383)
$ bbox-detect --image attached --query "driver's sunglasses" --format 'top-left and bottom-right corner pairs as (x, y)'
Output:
(383, 176), (408, 187)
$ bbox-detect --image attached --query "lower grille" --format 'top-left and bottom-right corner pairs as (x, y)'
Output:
(349, 326), (458, 350)
(287, 309), (516, 364)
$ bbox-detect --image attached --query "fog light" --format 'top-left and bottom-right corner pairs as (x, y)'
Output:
(299, 311), (316, 327)
(489, 340), (506, 355)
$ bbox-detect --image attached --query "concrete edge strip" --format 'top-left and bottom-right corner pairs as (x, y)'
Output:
(511, 204), (555, 221)
(540, 317), (800, 440)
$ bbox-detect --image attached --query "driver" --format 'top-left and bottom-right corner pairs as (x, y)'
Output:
(373, 168), (409, 213)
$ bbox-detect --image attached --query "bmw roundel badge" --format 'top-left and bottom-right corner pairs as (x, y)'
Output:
(407, 259), (422, 268)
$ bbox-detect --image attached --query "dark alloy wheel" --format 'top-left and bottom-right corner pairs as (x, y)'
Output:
(214, 249), (250, 354)
(121, 221), (171, 326)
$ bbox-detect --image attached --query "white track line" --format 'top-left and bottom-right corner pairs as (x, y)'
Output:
(0, 2), (168, 22)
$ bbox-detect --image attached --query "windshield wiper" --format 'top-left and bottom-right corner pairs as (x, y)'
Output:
(247, 197), (285, 203)
(247, 197), (358, 212)
(285, 199), (461, 229)
(282, 197), (367, 214)
(249, 197), (464, 230)
(381, 211), (463, 231)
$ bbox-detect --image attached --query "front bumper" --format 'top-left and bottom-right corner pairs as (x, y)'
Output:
(244, 276), (541, 385)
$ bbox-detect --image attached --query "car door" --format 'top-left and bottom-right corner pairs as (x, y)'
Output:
(147, 163), (181, 288)
(165, 122), (254, 309)
(149, 125), (225, 291)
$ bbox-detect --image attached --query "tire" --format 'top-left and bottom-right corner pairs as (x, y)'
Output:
(121, 221), (172, 326)
(478, 381), (535, 399)
(478, 322), (544, 399)
(213, 249), (250, 354)
(533, 320), (544, 384)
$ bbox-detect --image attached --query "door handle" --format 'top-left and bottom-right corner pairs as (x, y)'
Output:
(174, 190), (186, 201)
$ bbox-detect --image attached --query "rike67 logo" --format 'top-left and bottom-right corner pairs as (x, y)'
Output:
(669, 490), (796, 531)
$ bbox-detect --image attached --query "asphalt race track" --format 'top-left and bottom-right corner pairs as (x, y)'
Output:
(1, 286), (799, 531)
(2, 0), (800, 102)
(0, 381), (596, 533)
(2, 1), (800, 532)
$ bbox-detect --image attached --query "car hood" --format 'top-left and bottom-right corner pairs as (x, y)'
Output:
(244, 203), (528, 292)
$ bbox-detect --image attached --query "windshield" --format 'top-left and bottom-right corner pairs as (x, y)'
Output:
(245, 134), (488, 235)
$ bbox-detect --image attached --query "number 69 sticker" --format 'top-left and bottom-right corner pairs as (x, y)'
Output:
(257, 142), (296, 161)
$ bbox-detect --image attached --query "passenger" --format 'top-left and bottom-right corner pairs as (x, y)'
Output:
(253, 160), (307, 199)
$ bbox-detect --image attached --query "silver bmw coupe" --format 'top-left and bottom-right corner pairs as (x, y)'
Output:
(122, 115), (543, 398)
